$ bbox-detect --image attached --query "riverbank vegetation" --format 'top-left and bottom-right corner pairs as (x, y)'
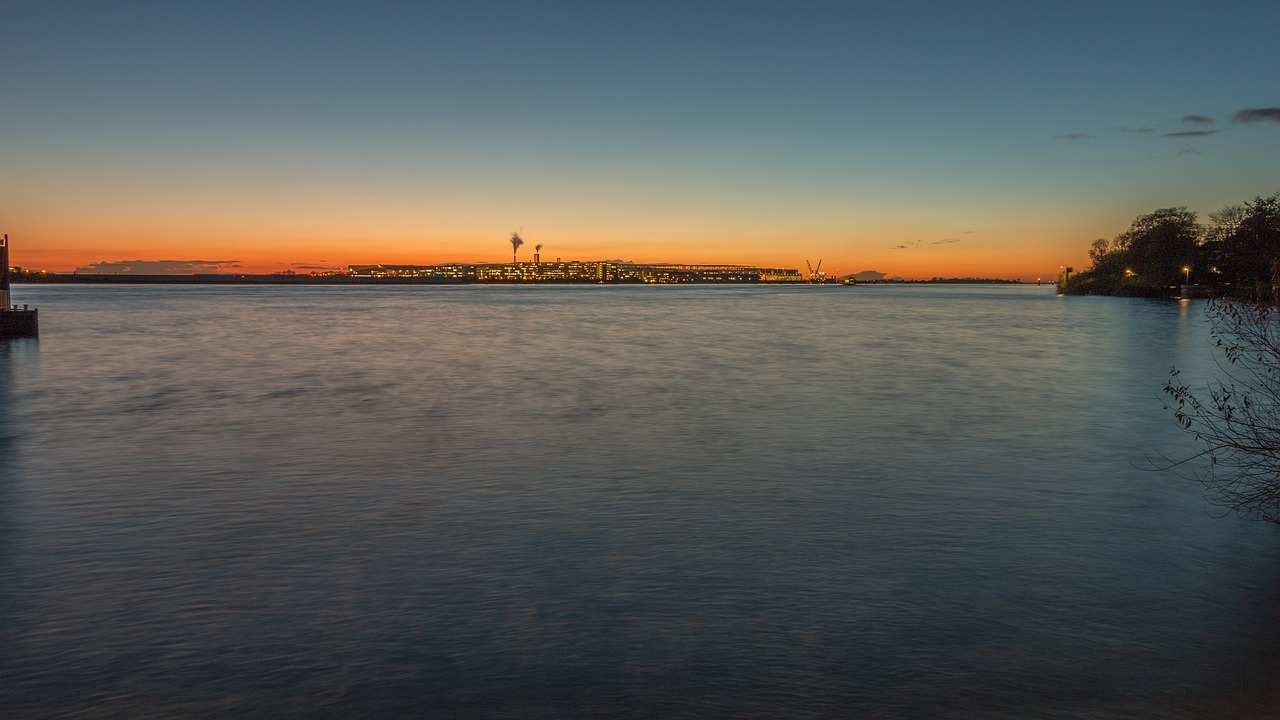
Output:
(1100, 192), (1280, 522)
(1066, 192), (1280, 299)
(1163, 300), (1280, 523)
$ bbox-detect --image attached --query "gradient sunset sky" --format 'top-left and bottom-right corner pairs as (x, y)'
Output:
(4, 1), (1278, 278)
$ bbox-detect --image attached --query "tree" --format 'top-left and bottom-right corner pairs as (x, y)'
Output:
(1068, 207), (1200, 296)
(1163, 300), (1280, 522)
(1092, 236), (1131, 277)
(1221, 193), (1280, 298)
(1088, 238), (1111, 265)
(1115, 207), (1201, 288)
(1203, 203), (1246, 246)
(1066, 195), (1279, 297)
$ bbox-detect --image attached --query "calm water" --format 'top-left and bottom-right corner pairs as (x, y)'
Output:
(1, 283), (1278, 719)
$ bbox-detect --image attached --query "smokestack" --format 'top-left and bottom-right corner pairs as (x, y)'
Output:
(510, 232), (524, 264)
(535, 243), (543, 264)
(1, 234), (11, 310)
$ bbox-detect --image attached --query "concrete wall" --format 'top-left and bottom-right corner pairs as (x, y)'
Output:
(0, 309), (38, 338)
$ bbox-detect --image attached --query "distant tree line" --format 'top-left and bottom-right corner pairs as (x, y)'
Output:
(878, 277), (1022, 284)
(1066, 192), (1280, 299)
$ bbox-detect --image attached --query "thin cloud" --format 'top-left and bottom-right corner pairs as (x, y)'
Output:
(1177, 147), (1201, 155)
(75, 259), (242, 274)
(1162, 130), (1220, 138)
(1067, 109), (1273, 143)
(890, 238), (962, 250)
(1231, 107), (1280, 124)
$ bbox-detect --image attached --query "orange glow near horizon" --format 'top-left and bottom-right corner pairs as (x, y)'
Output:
(8, 217), (1096, 281)
(11, 240), (1088, 281)
(4, 3), (1277, 287)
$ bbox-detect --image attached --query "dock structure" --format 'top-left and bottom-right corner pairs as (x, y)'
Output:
(1, 234), (39, 338)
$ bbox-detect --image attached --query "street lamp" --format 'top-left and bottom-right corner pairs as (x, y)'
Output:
(1183, 266), (1191, 284)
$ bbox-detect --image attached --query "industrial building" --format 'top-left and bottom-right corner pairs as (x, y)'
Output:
(346, 261), (804, 283)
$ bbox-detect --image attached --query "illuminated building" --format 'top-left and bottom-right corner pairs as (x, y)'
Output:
(347, 261), (804, 283)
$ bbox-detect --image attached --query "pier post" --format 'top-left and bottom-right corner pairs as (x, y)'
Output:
(0, 234), (10, 311)
(1057, 266), (1073, 294)
(0, 234), (39, 339)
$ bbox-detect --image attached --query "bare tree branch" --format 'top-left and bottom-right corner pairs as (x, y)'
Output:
(1164, 300), (1280, 522)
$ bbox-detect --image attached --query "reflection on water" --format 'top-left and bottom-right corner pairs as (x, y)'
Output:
(0, 338), (37, 714)
(1, 284), (1278, 719)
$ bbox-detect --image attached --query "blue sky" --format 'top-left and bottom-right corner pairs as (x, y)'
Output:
(3, 0), (1277, 276)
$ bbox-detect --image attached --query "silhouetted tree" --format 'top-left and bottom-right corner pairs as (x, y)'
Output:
(1220, 193), (1280, 298)
(1116, 207), (1201, 286)
(1203, 203), (1246, 246)
(1088, 238), (1110, 266)
(1067, 194), (1280, 297)
(1164, 300), (1280, 522)
(1069, 208), (1199, 296)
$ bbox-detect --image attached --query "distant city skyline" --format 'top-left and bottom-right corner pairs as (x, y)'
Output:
(3, 1), (1278, 280)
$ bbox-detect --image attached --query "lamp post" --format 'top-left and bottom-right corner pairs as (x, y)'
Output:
(1183, 266), (1191, 285)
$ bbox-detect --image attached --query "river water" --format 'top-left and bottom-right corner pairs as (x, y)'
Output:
(1, 283), (1277, 719)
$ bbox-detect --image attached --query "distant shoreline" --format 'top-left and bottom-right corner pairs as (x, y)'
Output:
(11, 272), (1025, 286)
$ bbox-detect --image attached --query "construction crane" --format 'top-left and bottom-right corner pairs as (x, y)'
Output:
(805, 259), (824, 283)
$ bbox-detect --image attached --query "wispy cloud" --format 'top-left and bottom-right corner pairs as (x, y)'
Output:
(890, 238), (961, 250)
(1061, 107), (1277, 146)
(1177, 147), (1201, 156)
(1162, 130), (1220, 138)
(1231, 107), (1280, 124)
(75, 259), (242, 274)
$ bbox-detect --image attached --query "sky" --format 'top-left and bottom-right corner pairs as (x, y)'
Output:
(3, 0), (1278, 279)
